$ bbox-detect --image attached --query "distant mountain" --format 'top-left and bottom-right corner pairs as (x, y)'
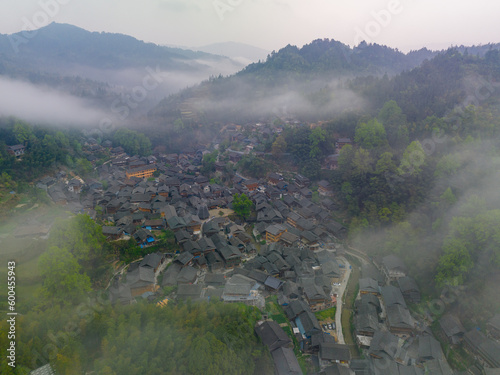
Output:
(149, 39), (500, 124)
(148, 39), (438, 123)
(238, 39), (435, 79)
(0, 23), (246, 120)
(236, 39), (500, 81)
(0, 22), (241, 75)
(194, 42), (270, 65)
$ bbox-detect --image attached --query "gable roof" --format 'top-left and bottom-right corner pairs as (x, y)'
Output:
(304, 284), (328, 301)
(162, 263), (182, 286)
(177, 266), (198, 284)
(102, 226), (122, 235)
(439, 314), (465, 340)
(359, 278), (380, 294)
(369, 331), (399, 359)
(247, 269), (269, 284)
(167, 216), (187, 229)
(176, 252), (194, 266)
(177, 283), (202, 299)
(265, 276), (284, 290)
(217, 245), (242, 261)
(382, 255), (407, 272)
(204, 273), (225, 285)
(285, 300), (310, 320)
(255, 320), (292, 351)
(296, 310), (321, 336)
(140, 252), (164, 269)
(386, 305), (414, 330)
(134, 228), (154, 242)
(418, 335), (443, 360)
(30, 364), (56, 375)
(126, 266), (155, 288)
(398, 276), (419, 293)
(271, 346), (302, 375)
(381, 285), (407, 309)
(319, 342), (351, 362)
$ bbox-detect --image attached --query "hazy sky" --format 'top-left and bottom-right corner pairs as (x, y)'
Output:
(0, 0), (498, 52)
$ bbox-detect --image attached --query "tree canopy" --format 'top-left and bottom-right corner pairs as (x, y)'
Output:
(38, 246), (92, 303)
(112, 128), (151, 156)
(232, 193), (253, 221)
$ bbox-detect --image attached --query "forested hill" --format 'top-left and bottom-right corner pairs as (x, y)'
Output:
(0, 23), (245, 111)
(0, 22), (235, 74)
(149, 42), (500, 124)
(238, 39), (500, 80)
(238, 39), (436, 80)
(350, 48), (500, 122)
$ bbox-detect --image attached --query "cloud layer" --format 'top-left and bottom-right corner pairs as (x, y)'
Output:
(0, 77), (108, 126)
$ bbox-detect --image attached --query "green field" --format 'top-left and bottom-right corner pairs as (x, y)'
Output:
(315, 306), (336, 321)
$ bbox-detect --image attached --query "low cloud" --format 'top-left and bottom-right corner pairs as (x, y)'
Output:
(0, 77), (108, 127)
(184, 76), (368, 122)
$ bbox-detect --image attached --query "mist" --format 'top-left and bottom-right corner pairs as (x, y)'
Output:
(0, 76), (108, 127)
(167, 75), (369, 124)
(349, 132), (500, 313)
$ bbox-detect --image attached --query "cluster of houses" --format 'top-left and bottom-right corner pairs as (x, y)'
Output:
(159, 240), (353, 373)
(344, 254), (500, 375)
(37, 139), (347, 256)
(343, 255), (454, 374)
(221, 122), (281, 153)
(462, 315), (500, 370)
(41, 134), (500, 374)
(88, 145), (356, 373)
(439, 313), (500, 375)
(255, 318), (354, 375)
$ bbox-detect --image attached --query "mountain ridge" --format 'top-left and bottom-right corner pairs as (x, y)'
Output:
(149, 39), (500, 124)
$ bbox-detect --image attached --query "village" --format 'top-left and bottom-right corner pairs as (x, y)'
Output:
(21, 122), (500, 375)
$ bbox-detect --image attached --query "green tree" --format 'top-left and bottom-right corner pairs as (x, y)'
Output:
(38, 246), (92, 303)
(309, 127), (327, 159)
(398, 141), (426, 176)
(377, 100), (409, 149)
(434, 153), (463, 177)
(352, 147), (373, 176)
(436, 239), (473, 287)
(440, 187), (457, 207)
(271, 134), (287, 157)
(49, 214), (108, 284)
(112, 129), (151, 156)
(75, 158), (93, 176)
(201, 150), (218, 176)
(354, 118), (387, 149)
(375, 152), (397, 175)
(13, 122), (33, 144)
(338, 144), (355, 177)
(385, 221), (418, 254)
(232, 193), (253, 220)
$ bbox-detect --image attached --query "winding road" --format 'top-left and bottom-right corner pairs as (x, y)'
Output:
(334, 256), (351, 344)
